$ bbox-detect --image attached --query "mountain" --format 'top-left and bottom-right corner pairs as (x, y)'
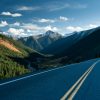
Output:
(64, 27), (100, 60)
(1, 27), (99, 79)
(18, 30), (62, 51)
(41, 32), (79, 55)
(0, 34), (46, 79)
(41, 29), (93, 55)
(42, 27), (100, 63)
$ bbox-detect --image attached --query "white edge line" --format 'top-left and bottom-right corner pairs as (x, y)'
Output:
(60, 64), (92, 100)
(0, 60), (99, 86)
(68, 64), (94, 100)
(60, 60), (99, 100)
(0, 64), (68, 86)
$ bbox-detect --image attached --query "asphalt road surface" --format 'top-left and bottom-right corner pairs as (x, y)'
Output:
(0, 58), (100, 100)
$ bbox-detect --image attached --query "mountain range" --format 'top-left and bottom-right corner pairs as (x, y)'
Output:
(18, 30), (62, 51)
(41, 27), (97, 55)
(42, 27), (100, 63)
(17, 27), (100, 63)
(0, 26), (100, 79)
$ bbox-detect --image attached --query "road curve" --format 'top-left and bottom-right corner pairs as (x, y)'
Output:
(0, 59), (100, 100)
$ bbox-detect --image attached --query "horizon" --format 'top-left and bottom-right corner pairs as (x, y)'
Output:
(0, 0), (100, 37)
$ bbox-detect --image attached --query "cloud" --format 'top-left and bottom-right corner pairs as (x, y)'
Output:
(16, 2), (87, 12)
(33, 16), (69, 23)
(13, 22), (20, 26)
(47, 3), (70, 11)
(1, 32), (9, 35)
(37, 18), (55, 23)
(22, 23), (41, 30)
(1, 12), (22, 17)
(0, 21), (8, 27)
(66, 26), (83, 32)
(27, 29), (32, 33)
(59, 16), (68, 21)
(45, 2), (87, 11)
(21, 23), (59, 35)
(8, 22), (21, 28)
(65, 24), (98, 33)
(8, 28), (26, 36)
(44, 25), (58, 31)
(88, 24), (98, 29)
(17, 6), (41, 11)
(22, 23), (58, 31)
(72, 4), (87, 9)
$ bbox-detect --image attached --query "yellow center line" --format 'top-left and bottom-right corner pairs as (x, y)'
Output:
(60, 60), (100, 100)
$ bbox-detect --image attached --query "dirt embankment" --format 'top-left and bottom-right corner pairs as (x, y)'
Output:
(0, 39), (21, 53)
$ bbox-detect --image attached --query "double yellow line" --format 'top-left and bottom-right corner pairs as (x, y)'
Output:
(60, 60), (100, 100)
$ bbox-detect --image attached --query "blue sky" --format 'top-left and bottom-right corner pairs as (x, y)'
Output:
(0, 0), (100, 37)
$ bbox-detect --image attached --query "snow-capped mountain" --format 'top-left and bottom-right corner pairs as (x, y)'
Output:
(42, 27), (100, 59)
(18, 30), (62, 51)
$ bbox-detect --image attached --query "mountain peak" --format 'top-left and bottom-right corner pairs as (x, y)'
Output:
(44, 30), (61, 37)
(45, 30), (55, 35)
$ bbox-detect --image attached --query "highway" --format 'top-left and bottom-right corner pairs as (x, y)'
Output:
(0, 58), (100, 100)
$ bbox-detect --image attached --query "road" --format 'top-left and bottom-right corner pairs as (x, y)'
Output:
(0, 58), (100, 100)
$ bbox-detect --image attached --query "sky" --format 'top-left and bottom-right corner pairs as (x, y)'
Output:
(0, 0), (100, 37)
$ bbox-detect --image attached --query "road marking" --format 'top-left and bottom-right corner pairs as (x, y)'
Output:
(0, 64), (70, 86)
(68, 63), (94, 100)
(60, 60), (99, 100)
(0, 59), (98, 87)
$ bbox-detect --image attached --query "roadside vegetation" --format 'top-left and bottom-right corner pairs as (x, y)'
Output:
(0, 34), (39, 79)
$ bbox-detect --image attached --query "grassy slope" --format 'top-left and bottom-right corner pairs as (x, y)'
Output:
(0, 34), (44, 79)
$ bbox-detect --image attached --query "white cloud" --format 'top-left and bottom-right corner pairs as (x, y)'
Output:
(65, 24), (98, 33)
(38, 18), (55, 23)
(21, 23), (59, 35)
(0, 21), (8, 27)
(48, 3), (70, 11)
(2, 32), (9, 35)
(66, 26), (83, 32)
(1, 12), (22, 17)
(9, 22), (21, 27)
(59, 16), (68, 21)
(88, 24), (98, 29)
(27, 29), (32, 33)
(72, 4), (87, 9)
(33, 16), (70, 23)
(45, 2), (87, 11)
(22, 23), (41, 30)
(17, 6), (41, 11)
(13, 22), (20, 26)
(16, 3), (87, 12)
(22, 23), (58, 31)
(8, 28), (25, 36)
(44, 25), (58, 32)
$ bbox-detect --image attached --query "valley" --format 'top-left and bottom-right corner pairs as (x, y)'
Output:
(0, 26), (100, 79)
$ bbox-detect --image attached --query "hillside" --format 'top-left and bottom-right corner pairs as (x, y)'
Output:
(52, 27), (100, 63)
(0, 39), (21, 53)
(0, 34), (45, 79)
(65, 27), (100, 60)
(41, 32), (79, 55)
(1, 27), (100, 79)
(41, 27), (100, 64)
(41, 28), (94, 55)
